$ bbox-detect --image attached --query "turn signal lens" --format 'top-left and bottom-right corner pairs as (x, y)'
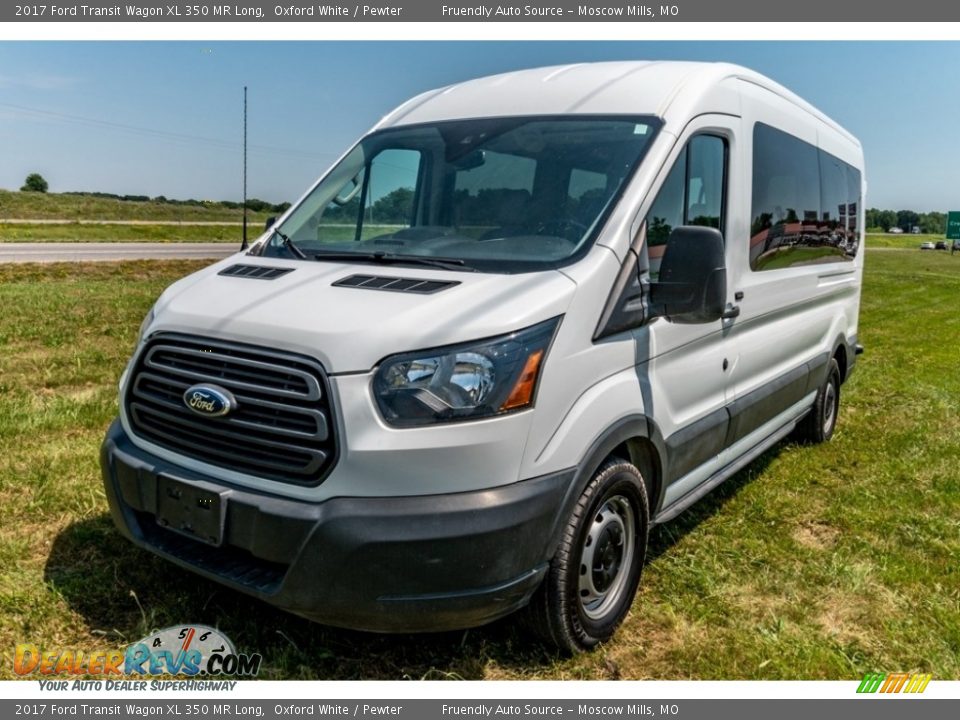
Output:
(501, 349), (545, 411)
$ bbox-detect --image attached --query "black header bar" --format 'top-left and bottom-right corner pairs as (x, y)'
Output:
(4, 0), (958, 23)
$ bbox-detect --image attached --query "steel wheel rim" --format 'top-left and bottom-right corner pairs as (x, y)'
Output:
(823, 380), (837, 434)
(578, 494), (636, 621)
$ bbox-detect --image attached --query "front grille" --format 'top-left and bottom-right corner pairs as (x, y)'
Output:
(126, 334), (337, 485)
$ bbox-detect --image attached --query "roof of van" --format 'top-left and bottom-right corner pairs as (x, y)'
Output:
(377, 61), (859, 148)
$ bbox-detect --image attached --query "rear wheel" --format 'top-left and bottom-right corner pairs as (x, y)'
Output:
(795, 358), (841, 444)
(525, 459), (649, 653)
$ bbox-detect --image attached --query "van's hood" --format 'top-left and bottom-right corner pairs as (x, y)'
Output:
(147, 255), (578, 373)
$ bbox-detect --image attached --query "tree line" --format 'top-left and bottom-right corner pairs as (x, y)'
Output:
(866, 209), (948, 234)
(61, 191), (292, 215)
(17, 173), (291, 215)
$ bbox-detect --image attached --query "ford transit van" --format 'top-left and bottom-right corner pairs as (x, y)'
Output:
(101, 61), (865, 652)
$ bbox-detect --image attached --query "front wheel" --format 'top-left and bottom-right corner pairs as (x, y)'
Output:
(525, 459), (649, 653)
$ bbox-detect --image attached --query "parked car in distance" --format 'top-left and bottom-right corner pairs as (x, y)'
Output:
(935, 241), (947, 250)
(920, 241), (936, 250)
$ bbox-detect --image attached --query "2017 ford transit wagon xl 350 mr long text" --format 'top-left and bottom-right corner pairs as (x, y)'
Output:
(101, 62), (865, 652)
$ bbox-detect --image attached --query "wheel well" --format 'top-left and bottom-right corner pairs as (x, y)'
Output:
(834, 343), (848, 383)
(608, 438), (662, 514)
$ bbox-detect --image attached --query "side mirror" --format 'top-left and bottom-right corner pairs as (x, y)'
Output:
(264, 216), (277, 231)
(649, 226), (726, 324)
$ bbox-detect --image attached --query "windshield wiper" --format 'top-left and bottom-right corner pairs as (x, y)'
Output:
(270, 227), (307, 260)
(312, 250), (476, 273)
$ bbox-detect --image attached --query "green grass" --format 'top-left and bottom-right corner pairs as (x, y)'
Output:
(0, 251), (958, 680)
(865, 232), (951, 249)
(0, 190), (272, 223)
(0, 223), (246, 243)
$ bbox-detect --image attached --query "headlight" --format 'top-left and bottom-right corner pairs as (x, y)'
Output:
(373, 317), (561, 427)
(136, 305), (156, 346)
(120, 305), (156, 392)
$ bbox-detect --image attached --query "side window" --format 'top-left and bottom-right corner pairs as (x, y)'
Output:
(358, 148), (422, 242)
(750, 124), (820, 270)
(685, 135), (725, 230)
(648, 135), (726, 248)
(646, 134), (726, 274)
(819, 151), (848, 252)
(647, 147), (686, 247)
(846, 165), (862, 257)
(750, 123), (857, 270)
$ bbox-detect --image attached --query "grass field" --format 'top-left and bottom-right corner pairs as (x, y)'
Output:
(0, 190), (272, 224)
(0, 250), (958, 680)
(865, 232), (951, 249)
(0, 222), (402, 244)
(0, 223), (246, 243)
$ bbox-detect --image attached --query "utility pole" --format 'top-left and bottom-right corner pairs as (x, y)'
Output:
(241, 85), (248, 251)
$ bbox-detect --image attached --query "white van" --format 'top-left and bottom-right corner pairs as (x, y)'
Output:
(101, 61), (865, 652)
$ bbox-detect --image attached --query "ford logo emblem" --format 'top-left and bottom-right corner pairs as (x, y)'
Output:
(182, 384), (237, 418)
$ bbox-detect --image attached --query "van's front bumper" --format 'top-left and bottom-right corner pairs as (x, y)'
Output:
(100, 420), (572, 633)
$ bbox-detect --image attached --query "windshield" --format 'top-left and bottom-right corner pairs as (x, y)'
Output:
(256, 116), (660, 273)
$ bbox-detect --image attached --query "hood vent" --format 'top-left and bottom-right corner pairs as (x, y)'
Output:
(332, 274), (459, 294)
(219, 264), (294, 280)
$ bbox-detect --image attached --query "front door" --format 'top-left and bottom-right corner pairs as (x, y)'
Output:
(635, 117), (740, 506)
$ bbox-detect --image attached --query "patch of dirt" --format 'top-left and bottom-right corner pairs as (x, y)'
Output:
(793, 522), (840, 550)
(816, 594), (871, 645)
(815, 583), (902, 652)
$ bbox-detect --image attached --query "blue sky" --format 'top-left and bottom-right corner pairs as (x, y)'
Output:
(1, 41), (959, 211)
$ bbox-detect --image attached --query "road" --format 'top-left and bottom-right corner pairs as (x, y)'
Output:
(0, 242), (238, 264)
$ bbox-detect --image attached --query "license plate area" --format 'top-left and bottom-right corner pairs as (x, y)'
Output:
(156, 476), (229, 547)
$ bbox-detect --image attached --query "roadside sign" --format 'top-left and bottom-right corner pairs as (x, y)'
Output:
(947, 211), (960, 240)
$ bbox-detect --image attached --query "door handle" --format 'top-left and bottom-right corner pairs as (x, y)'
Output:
(721, 305), (740, 320)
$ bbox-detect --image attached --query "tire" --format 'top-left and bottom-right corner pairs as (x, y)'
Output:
(794, 358), (841, 444)
(525, 458), (649, 654)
